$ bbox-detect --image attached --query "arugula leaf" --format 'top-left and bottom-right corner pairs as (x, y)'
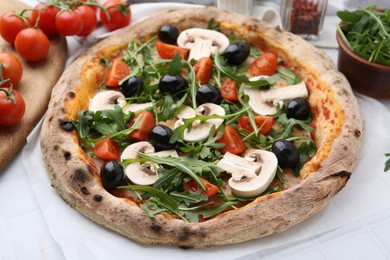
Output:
(207, 18), (220, 31)
(385, 153), (390, 172)
(276, 113), (313, 140)
(126, 185), (178, 210)
(167, 54), (182, 75)
(170, 190), (208, 206)
(277, 67), (302, 85)
(181, 201), (238, 222)
(294, 141), (316, 176)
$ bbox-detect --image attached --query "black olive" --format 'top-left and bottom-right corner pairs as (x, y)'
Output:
(271, 140), (299, 169)
(286, 98), (310, 120)
(60, 120), (75, 132)
(120, 76), (143, 98)
(100, 161), (125, 190)
(149, 125), (176, 151)
(159, 74), (188, 96)
(196, 84), (222, 105)
(223, 42), (250, 65)
(158, 24), (180, 44)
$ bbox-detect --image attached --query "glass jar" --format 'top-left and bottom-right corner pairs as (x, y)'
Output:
(280, 0), (328, 40)
(214, 0), (254, 16)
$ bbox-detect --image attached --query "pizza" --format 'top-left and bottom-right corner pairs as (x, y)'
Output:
(40, 7), (363, 248)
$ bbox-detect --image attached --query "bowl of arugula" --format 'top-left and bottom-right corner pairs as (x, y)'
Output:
(336, 6), (390, 99)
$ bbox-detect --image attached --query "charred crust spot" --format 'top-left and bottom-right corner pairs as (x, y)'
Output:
(74, 169), (89, 183)
(179, 245), (193, 250)
(59, 119), (75, 132)
(93, 194), (103, 202)
(64, 151), (71, 160)
(48, 116), (54, 122)
(343, 146), (348, 151)
(81, 187), (90, 195)
(54, 145), (59, 151)
(354, 129), (362, 138)
(331, 171), (351, 178)
(249, 23), (258, 31)
(150, 223), (162, 233)
(179, 227), (191, 241)
(68, 91), (76, 99)
(87, 165), (94, 175)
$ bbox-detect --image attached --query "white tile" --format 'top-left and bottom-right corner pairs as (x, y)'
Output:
(0, 151), (27, 183)
(0, 178), (40, 220)
(5, 211), (59, 259)
(370, 220), (390, 255)
(18, 245), (66, 260)
(0, 222), (13, 260)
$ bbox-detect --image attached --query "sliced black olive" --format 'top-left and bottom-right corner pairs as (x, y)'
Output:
(100, 161), (125, 190)
(159, 74), (188, 96)
(120, 76), (143, 98)
(158, 24), (180, 44)
(286, 97), (310, 120)
(271, 140), (299, 169)
(149, 125), (176, 151)
(196, 84), (222, 105)
(60, 120), (75, 132)
(223, 42), (250, 65)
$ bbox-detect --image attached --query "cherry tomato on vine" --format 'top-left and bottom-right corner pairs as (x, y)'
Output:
(238, 116), (274, 135)
(183, 177), (219, 197)
(129, 111), (156, 141)
(105, 58), (130, 87)
(75, 6), (98, 37)
(14, 28), (50, 62)
(0, 87), (26, 127)
(216, 125), (246, 154)
(80, 0), (99, 10)
(0, 11), (30, 44)
(249, 52), (278, 76)
(55, 11), (84, 36)
(0, 53), (23, 88)
(93, 138), (121, 161)
(155, 40), (188, 60)
(100, 0), (131, 31)
(30, 4), (60, 36)
(220, 78), (239, 101)
(193, 57), (212, 84)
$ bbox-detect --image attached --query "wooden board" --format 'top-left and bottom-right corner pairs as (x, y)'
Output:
(0, 0), (67, 172)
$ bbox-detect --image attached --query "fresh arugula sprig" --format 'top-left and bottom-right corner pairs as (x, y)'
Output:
(337, 6), (390, 66)
(385, 153), (390, 172)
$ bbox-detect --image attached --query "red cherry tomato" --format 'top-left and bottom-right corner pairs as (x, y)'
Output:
(105, 58), (130, 87)
(0, 53), (23, 88)
(155, 40), (189, 60)
(30, 4), (60, 36)
(80, 0), (99, 10)
(14, 28), (50, 62)
(238, 116), (274, 135)
(129, 111), (156, 141)
(75, 6), (98, 37)
(220, 78), (239, 101)
(100, 0), (131, 31)
(0, 87), (26, 126)
(193, 57), (212, 84)
(217, 125), (246, 154)
(0, 11), (30, 44)
(55, 11), (84, 36)
(183, 177), (219, 197)
(93, 138), (121, 160)
(249, 52), (278, 76)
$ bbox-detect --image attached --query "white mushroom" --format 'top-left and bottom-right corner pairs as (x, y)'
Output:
(244, 81), (308, 115)
(177, 28), (230, 61)
(89, 90), (125, 112)
(217, 149), (278, 198)
(174, 103), (225, 142)
(122, 102), (153, 114)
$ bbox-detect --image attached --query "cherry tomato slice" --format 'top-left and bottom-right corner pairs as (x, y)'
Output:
(30, 4), (60, 36)
(129, 111), (156, 141)
(183, 177), (219, 197)
(93, 138), (121, 161)
(217, 125), (246, 154)
(155, 40), (189, 60)
(0, 53), (23, 88)
(193, 57), (212, 84)
(238, 116), (274, 135)
(220, 78), (239, 101)
(14, 28), (50, 62)
(0, 87), (26, 126)
(100, 0), (131, 31)
(105, 58), (130, 87)
(0, 11), (30, 44)
(249, 52), (278, 76)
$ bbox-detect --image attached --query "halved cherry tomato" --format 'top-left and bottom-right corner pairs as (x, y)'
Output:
(55, 11), (84, 36)
(75, 6), (98, 37)
(193, 57), (212, 84)
(129, 111), (156, 141)
(249, 52), (278, 76)
(216, 125), (246, 154)
(0, 87), (26, 126)
(30, 4), (60, 36)
(100, 0), (131, 31)
(220, 78), (239, 101)
(0, 11), (30, 44)
(183, 176), (219, 197)
(0, 53), (23, 88)
(93, 138), (121, 160)
(105, 58), (130, 87)
(238, 116), (274, 135)
(14, 28), (50, 62)
(155, 40), (189, 60)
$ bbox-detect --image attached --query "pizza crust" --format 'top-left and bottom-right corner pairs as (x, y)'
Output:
(40, 7), (363, 248)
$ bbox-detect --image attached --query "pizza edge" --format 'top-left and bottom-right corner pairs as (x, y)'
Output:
(40, 7), (363, 248)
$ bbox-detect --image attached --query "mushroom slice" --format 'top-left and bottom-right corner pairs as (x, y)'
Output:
(122, 102), (153, 114)
(216, 152), (261, 179)
(177, 28), (229, 61)
(244, 81), (308, 115)
(89, 90), (125, 112)
(174, 103), (225, 142)
(224, 150), (278, 198)
(175, 105), (196, 119)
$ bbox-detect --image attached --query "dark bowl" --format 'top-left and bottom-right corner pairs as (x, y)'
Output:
(336, 30), (390, 99)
